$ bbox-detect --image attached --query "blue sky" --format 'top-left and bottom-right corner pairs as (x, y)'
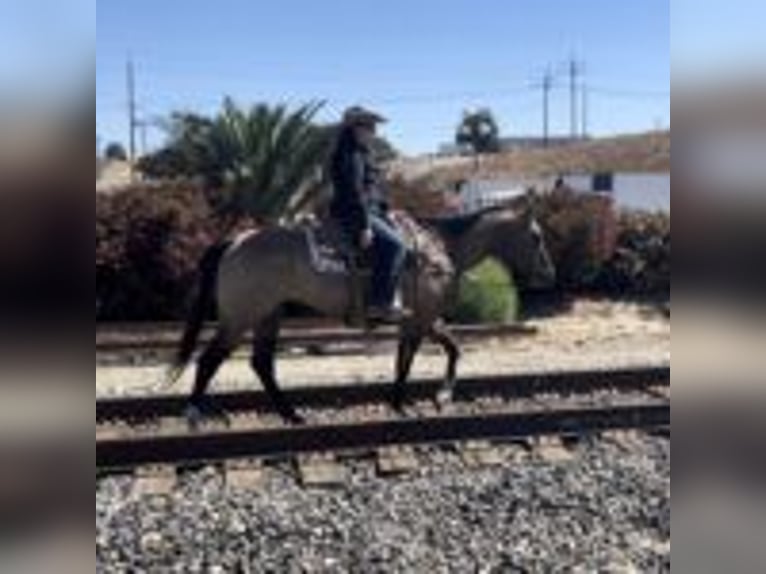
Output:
(97, 0), (669, 155)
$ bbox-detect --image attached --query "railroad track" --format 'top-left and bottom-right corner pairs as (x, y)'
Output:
(97, 366), (669, 472)
(95, 322), (536, 354)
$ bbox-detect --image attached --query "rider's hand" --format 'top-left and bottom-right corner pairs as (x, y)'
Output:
(360, 228), (373, 249)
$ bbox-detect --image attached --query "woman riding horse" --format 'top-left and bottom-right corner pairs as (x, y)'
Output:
(169, 110), (556, 425)
(330, 106), (410, 323)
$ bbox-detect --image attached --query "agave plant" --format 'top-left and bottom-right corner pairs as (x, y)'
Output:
(209, 98), (332, 221)
(142, 99), (333, 222)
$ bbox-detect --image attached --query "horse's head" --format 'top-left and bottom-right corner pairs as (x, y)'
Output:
(487, 202), (556, 291)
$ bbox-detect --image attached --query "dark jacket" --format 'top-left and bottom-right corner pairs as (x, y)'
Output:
(329, 127), (386, 239)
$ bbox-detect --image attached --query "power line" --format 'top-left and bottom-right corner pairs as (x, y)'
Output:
(129, 86), (540, 113)
(372, 87), (532, 106)
(588, 86), (670, 99)
(100, 63), (668, 153)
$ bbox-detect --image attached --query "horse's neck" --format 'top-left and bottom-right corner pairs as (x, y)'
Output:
(445, 217), (498, 273)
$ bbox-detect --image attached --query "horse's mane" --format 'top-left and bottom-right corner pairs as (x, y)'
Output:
(421, 205), (508, 239)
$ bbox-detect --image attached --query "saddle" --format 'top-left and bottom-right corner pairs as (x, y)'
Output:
(302, 218), (373, 326)
(303, 218), (361, 275)
(301, 213), (453, 326)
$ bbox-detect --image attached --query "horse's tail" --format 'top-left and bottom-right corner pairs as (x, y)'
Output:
(166, 240), (232, 385)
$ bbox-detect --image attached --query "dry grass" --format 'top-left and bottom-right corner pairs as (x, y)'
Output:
(421, 131), (670, 185)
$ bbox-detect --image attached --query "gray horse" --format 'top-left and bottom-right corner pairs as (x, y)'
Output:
(170, 202), (555, 424)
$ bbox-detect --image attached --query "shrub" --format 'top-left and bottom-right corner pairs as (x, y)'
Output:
(595, 210), (670, 298)
(96, 184), (237, 321)
(534, 186), (617, 291)
(448, 258), (518, 324)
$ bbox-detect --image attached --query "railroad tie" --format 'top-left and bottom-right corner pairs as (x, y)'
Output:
(132, 465), (177, 497)
(296, 454), (348, 487)
(225, 460), (265, 491)
(534, 436), (577, 463)
(459, 440), (508, 468)
(376, 446), (419, 476)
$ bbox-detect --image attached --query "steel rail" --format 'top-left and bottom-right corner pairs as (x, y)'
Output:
(96, 323), (537, 353)
(96, 400), (670, 470)
(96, 366), (669, 423)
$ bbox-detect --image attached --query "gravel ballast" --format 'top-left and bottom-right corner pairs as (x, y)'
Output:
(96, 435), (670, 572)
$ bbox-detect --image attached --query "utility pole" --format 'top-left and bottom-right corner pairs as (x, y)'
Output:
(567, 56), (585, 140)
(137, 120), (148, 156)
(581, 81), (589, 139)
(126, 57), (137, 178)
(542, 69), (553, 148)
(532, 69), (554, 148)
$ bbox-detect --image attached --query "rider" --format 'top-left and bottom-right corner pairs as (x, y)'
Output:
(330, 106), (411, 323)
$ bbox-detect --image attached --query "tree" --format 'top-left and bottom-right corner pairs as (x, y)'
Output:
(137, 112), (217, 181)
(104, 142), (127, 161)
(455, 108), (502, 157)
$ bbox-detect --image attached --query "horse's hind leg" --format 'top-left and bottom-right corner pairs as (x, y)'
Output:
(250, 310), (304, 425)
(429, 321), (461, 407)
(187, 325), (241, 425)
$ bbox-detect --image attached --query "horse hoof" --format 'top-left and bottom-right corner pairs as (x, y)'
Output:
(185, 401), (229, 429)
(389, 393), (408, 415)
(282, 411), (305, 426)
(435, 389), (453, 409)
(184, 404), (203, 431)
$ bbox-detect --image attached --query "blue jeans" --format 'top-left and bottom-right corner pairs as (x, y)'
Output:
(369, 215), (407, 308)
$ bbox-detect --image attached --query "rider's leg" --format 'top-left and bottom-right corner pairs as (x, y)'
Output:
(369, 215), (408, 310)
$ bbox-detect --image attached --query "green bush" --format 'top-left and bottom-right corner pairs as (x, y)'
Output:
(448, 258), (518, 324)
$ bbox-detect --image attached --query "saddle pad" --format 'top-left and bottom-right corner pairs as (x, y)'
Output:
(304, 226), (348, 274)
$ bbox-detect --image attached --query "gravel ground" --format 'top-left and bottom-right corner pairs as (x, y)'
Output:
(96, 299), (670, 398)
(96, 434), (670, 572)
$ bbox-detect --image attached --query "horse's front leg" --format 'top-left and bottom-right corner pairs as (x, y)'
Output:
(429, 321), (461, 407)
(391, 330), (423, 412)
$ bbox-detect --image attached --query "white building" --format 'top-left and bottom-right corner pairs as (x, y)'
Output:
(560, 172), (670, 212)
(457, 171), (670, 214)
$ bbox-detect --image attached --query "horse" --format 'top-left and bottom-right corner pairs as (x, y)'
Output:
(169, 201), (556, 425)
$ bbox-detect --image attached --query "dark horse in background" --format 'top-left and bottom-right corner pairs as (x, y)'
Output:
(169, 201), (556, 425)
